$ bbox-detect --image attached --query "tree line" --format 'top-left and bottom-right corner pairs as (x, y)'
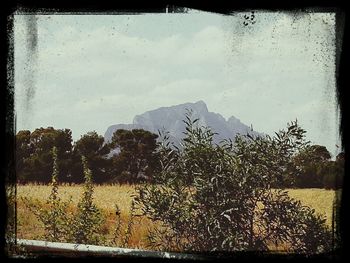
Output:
(15, 126), (344, 189)
(15, 127), (159, 184)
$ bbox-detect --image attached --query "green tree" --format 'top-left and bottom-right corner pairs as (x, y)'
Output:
(110, 129), (159, 183)
(71, 131), (112, 184)
(16, 127), (73, 183)
(322, 152), (344, 189)
(135, 113), (332, 253)
(15, 130), (32, 183)
(293, 145), (332, 188)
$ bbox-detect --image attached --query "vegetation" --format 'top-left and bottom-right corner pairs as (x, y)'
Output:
(13, 113), (343, 255)
(15, 125), (343, 189)
(22, 148), (105, 245)
(109, 129), (159, 183)
(68, 156), (105, 244)
(15, 127), (160, 184)
(292, 145), (344, 189)
(16, 128), (73, 183)
(16, 184), (336, 250)
(71, 131), (113, 184)
(22, 147), (72, 242)
(134, 112), (334, 253)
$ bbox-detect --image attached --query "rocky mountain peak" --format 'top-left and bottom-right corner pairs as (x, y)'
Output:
(104, 101), (261, 146)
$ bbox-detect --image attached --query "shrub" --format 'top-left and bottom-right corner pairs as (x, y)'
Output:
(135, 112), (332, 254)
(68, 155), (105, 245)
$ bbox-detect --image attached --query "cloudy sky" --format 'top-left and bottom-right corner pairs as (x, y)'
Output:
(14, 10), (341, 157)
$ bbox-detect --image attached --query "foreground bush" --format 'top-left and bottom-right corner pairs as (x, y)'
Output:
(135, 112), (333, 254)
(68, 156), (105, 244)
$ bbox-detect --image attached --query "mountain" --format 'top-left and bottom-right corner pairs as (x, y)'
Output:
(104, 101), (262, 146)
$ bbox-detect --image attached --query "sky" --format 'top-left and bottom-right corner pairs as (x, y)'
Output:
(13, 10), (342, 157)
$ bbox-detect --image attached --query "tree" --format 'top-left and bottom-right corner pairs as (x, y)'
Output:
(15, 130), (32, 183)
(110, 129), (159, 183)
(134, 113), (331, 253)
(322, 152), (344, 189)
(71, 131), (112, 184)
(292, 145), (332, 188)
(16, 127), (73, 183)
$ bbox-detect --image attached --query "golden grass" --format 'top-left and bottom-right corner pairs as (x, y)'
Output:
(16, 184), (338, 250)
(287, 188), (339, 227)
(16, 184), (155, 249)
(17, 183), (136, 212)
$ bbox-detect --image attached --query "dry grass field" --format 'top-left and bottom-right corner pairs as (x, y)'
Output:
(16, 184), (154, 249)
(287, 188), (339, 227)
(16, 184), (339, 250)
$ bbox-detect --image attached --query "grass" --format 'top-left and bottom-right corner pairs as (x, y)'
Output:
(287, 188), (338, 227)
(16, 184), (338, 250)
(16, 183), (154, 249)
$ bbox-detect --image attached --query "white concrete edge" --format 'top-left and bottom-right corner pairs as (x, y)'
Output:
(16, 239), (204, 259)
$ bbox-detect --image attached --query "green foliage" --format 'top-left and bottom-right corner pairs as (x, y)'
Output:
(292, 146), (344, 189)
(16, 127), (73, 183)
(322, 160), (344, 189)
(22, 147), (72, 242)
(23, 149), (105, 245)
(292, 145), (331, 188)
(135, 112), (332, 254)
(15, 125), (343, 188)
(110, 129), (159, 183)
(69, 156), (105, 245)
(15, 130), (32, 182)
(72, 131), (112, 183)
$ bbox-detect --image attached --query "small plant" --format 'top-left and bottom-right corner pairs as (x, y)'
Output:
(111, 204), (122, 246)
(23, 149), (106, 246)
(122, 200), (136, 247)
(69, 155), (105, 245)
(22, 147), (72, 242)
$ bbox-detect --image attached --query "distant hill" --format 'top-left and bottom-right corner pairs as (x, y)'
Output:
(104, 100), (262, 146)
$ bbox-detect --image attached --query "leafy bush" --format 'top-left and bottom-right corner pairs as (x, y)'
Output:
(67, 156), (105, 245)
(135, 112), (332, 254)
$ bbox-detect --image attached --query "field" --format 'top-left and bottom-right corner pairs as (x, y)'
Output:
(16, 184), (339, 250)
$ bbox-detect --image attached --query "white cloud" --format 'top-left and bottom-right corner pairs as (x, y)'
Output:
(14, 12), (340, 155)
